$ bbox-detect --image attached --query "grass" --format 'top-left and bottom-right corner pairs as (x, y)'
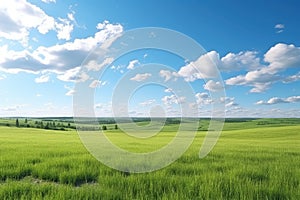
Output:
(0, 119), (299, 199)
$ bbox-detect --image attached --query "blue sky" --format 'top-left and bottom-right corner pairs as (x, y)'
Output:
(0, 0), (300, 117)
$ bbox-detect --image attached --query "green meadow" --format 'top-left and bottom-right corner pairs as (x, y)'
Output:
(0, 118), (299, 199)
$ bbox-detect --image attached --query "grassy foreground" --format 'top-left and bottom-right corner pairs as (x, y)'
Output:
(0, 120), (299, 199)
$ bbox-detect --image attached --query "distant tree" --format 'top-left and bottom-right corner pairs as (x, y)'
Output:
(115, 124), (118, 129)
(25, 118), (28, 123)
(68, 123), (71, 128)
(102, 125), (107, 130)
(16, 119), (19, 127)
(45, 122), (49, 129)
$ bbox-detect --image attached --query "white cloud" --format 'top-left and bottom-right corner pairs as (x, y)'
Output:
(64, 85), (75, 96)
(256, 96), (300, 105)
(0, 74), (6, 80)
(264, 43), (300, 71)
(35, 74), (50, 83)
(0, 0), (75, 46)
(85, 58), (114, 71)
(275, 24), (284, 33)
(283, 72), (300, 83)
(195, 92), (212, 105)
(55, 18), (73, 40)
(159, 70), (179, 82)
(178, 51), (220, 81)
(221, 51), (261, 71)
(225, 69), (277, 93)
(96, 20), (109, 30)
(111, 65), (125, 73)
(275, 24), (284, 29)
(225, 43), (300, 93)
(89, 80), (107, 88)
(0, 21), (123, 80)
(139, 99), (156, 106)
(41, 0), (56, 3)
(220, 97), (239, 107)
(57, 67), (89, 82)
(130, 73), (151, 82)
(164, 88), (173, 93)
(126, 59), (139, 70)
(161, 94), (185, 105)
(0, 4), (123, 77)
(203, 80), (224, 92)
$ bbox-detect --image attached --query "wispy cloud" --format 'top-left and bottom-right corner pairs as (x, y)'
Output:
(139, 99), (156, 106)
(0, 74), (6, 80)
(275, 23), (284, 33)
(89, 80), (107, 88)
(35, 74), (50, 83)
(64, 85), (75, 96)
(41, 0), (56, 3)
(130, 73), (151, 82)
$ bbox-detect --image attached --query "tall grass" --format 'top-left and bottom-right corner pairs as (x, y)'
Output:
(0, 122), (299, 199)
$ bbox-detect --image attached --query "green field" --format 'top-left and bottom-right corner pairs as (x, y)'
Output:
(0, 119), (299, 199)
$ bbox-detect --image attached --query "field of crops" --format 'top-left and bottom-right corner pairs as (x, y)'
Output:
(0, 119), (299, 199)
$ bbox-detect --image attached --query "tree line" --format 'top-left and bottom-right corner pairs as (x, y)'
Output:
(7, 118), (119, 131)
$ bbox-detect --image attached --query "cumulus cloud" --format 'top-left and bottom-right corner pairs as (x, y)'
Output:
(226, 43), (300, 93)
(35, 74), (50, 83)
(195, 92), (212, 105)
(221, 51), (262, 71)
(0, 21), (123, 76)
(176, 50), (261, 82)
(130, 73), (151, 82)
(57, 67), (89, 82)
(256, 96), (300, 105)
(159, 70), (179, 82)
(55, 18), (73, 40)
(264, 43), (300, 71)
(161, 94), (186, 105)
(225, 68), (278, 93)
(178, 51), (220, 81)
(203, 80), (224, 92)
(126, 59), (139, 70)
(0, 0), (76, 46)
